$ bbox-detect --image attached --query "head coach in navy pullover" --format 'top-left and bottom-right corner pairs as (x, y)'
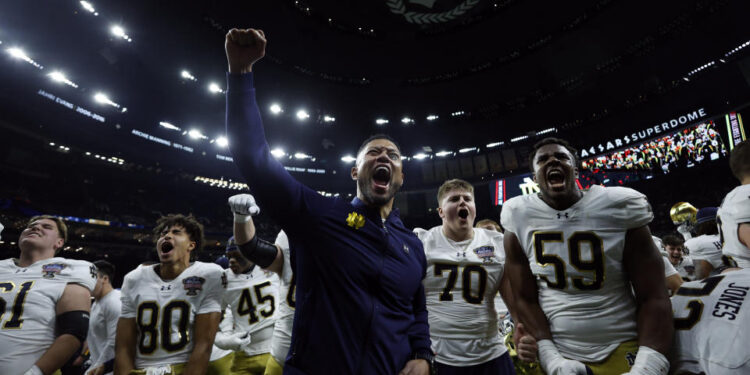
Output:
(224, 28), (433, 375)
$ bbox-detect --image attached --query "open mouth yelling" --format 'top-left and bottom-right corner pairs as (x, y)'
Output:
(160, 242), (174, 257)
(457, 208), (469, 220)
(372, 165), (391, 194)
(547, 169), (566, 190)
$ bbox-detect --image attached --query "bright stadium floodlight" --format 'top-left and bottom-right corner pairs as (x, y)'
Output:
(6, 47), (43, 69)
(93, 92), (120, 108)
(216, 136), (228, 147)
(486, 142), (503, 148)
(159, 121), (181, 131)
(80, 1), (98, 15)
(188, 129), (207, 140)
(435, 151), (452, 157)
(375, 118), (389, 125)
(208, 82), (224, 94)
(413, 153), (429, 160)
(341, 155), (356, 163)
(323, 115), (336, 123)
(426, 115), (439, 121)
(459, 147), (477, 153)
(296, 110), (310, 120)
(48, 71), (79, 88)
(401, 117), (414, 124)
(269, 103), (283, 114)
(270, 148), (286, 158)
(181, 70), (197, 81)
(294, 152), (309, 159)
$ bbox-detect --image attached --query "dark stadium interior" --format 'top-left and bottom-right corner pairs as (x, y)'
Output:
(1, 0), (750, 288)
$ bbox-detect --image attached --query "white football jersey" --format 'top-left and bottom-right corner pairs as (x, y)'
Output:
(663, 256), (678, 278)
(0, 257), (96, 375)
(88, 289), (121, 374)
(718, 185), (750, 268)
(416, 226), (508, 366)
(501, 185), (652, 362)
(685, 234), (723, 268)
(270, 230), (295, 364)
(673, 256), (696, 281)
(223, 260), (280, 356)
(671, 269), (750, 374)
(120, 262), (225, 369)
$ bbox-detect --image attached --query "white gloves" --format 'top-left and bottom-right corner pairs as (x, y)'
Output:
(23, 365), (43, 375)
(214, 331), (252, 351)
(228, 194), (260, 223)
(538, 340), (591, 375)
(622, 346), (669, 375)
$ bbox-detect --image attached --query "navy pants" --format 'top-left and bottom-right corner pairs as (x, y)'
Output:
(435, 351), (516, 375)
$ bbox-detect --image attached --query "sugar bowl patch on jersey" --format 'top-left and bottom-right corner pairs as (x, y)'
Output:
(119, 261), (225, 370)
(0, 257), (96, 375)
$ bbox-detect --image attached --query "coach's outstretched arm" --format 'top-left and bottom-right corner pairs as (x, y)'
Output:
(225, 28), (319, 226)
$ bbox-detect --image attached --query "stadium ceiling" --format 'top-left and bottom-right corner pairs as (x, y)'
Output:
(1, 0), (749, 168)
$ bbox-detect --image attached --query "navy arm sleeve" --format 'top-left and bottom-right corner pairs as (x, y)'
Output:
(225, 73), (324, 226)
(408, 276), (431, 355)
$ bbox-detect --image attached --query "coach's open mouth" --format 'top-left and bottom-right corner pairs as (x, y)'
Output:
(372, 165), (391, 193)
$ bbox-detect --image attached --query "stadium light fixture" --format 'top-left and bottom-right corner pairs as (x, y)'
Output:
(296, 110), (310, 120)
(413, 153), (429, 160)
(111, 25), (132, 42)
(216, 136), (229, 147)
(486, 142), (503, 148)
(375, 118), (389, 125)
(270, 103), (283, 114)
(93, 92), (120, 108)
(459, 147), (477, 153)
(401, 117), (414, 125)
(435, 151), (452, 157)
(6, 47), (43, 69)
(208, 82), (224, 94)
(341, 155), (356, 163)
(159, 121), (181, 131)
(79, 1), (98, 15)
(294, 152), (310, 159)
(323, 115), (336, 123)
(270, 148), (286, 158)
(426, 115), (439, 121)
(48, 71), (78, 88)
(188, 129), (207, 140)
(181, 70), (197, 81)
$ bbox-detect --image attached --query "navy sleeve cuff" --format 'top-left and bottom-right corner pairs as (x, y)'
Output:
(226, 72), (255, 92)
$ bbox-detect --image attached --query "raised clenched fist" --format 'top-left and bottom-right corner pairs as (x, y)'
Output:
(225, 28), (266, 74)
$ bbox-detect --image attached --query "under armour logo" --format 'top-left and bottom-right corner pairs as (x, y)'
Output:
(403, 244), (410, 254)
(456, 252), (466, 258)
(160, 285), (172, 291)
(556, 212), (569, 219)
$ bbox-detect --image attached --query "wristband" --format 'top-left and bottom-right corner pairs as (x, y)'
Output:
(630, 346), (669, 375)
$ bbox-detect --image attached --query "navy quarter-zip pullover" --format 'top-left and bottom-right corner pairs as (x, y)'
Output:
(226, 72), (431, 375)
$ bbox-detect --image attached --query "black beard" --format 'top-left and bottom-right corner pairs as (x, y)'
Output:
(358, 177), (402, 207)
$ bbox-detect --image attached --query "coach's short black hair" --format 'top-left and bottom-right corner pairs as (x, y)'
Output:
(357, 134), (402, 159)
(528, 137), (579, 172)
(93, 260), (115, 282)
(153, 214), (205, 252)
(730, 140), (750, 181)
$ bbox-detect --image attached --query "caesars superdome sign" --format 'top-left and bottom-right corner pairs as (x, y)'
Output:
(387, 0), (481, 25)
(579, 108), (708, 158)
